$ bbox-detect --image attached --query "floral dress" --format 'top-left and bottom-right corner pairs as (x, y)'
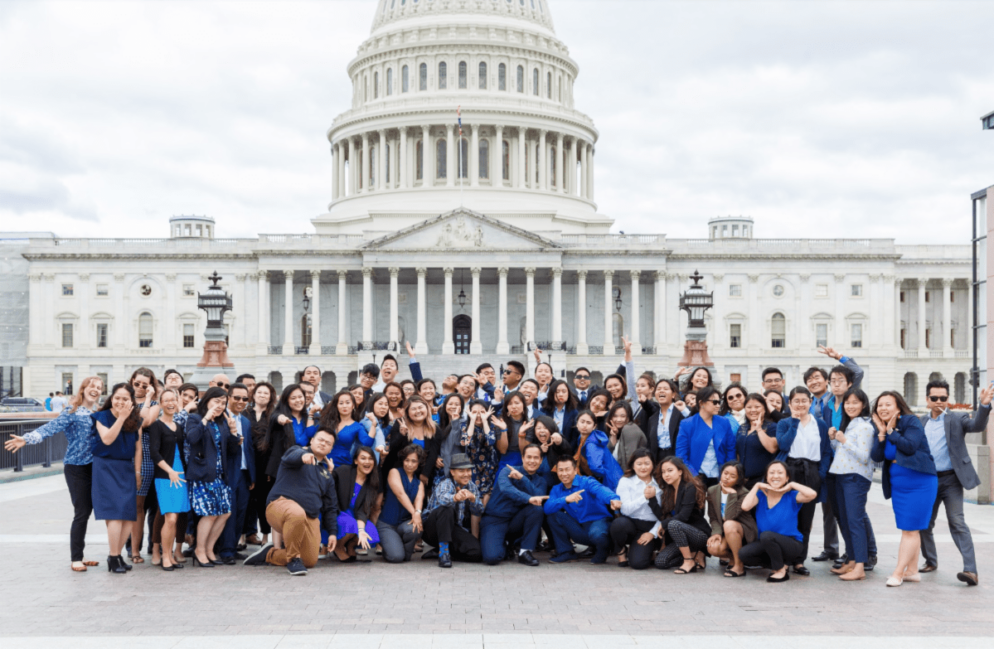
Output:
(190, 421), (232, 516)
(467, 423), (498, 495)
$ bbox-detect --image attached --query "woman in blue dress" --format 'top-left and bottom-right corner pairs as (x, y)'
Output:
(376, 444), (426, 563)
(381, 396), (435, 479)
(185, 386), (240, 568)
(322, 390), (373, 468)
(90, 383), (143, 574)
(148, 387), (189, 571)
(4, 375), (105, 572)
(870, 391), (938, 587)
(333, 446), (381, 561)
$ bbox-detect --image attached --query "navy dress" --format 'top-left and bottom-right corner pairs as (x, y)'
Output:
(90, 410), (139, 521)
(190, 422), (232, 516)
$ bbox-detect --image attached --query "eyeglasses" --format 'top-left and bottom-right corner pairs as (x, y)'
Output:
(829, 378), (848, 385)
(215, 382), (230, 389)
(575, 374), (590, 380)
(928, 395), (948, 402)
(706, 399), (722, 405)
(231, 396), (249, 402)
(727, 393), (744, 400)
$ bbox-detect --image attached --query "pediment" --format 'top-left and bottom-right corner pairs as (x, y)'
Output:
(363, 208), (561, 251)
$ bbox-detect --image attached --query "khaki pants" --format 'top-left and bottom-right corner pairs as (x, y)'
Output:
(265, 497), (320, 568)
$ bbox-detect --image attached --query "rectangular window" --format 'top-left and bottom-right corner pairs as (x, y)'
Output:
(900, 291), (905, 302)
(729, 324), (741, 348)
(851, 323), (863, 348)
(183, 284), (195, 297)
(61, 373), (74, 395)
(771, 317), (785, 348)
(815, 284), (828, 298)
(925, 328), (931, 348)
(183, 323), (195, 348)
(900, 328), (906, 349)
(499, 63), (506, 91)
(729, 284), (742, 297)
(139, 315), (153, 348)
(925, 291), (930, 302)
(97, 373), (109, 395)
(951, 329), (956, 348)
(96, 323), (108, 348)
(61, 284), (74, 296)
(96, 284), (109, 296)
(951, 291), (955, 303)
(61, 323), (73, 348)
(816, 323), (828, 348)
(851, 284), (863, 297)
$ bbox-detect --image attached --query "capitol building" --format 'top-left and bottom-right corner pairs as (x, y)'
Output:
(4, 0), (975, 405)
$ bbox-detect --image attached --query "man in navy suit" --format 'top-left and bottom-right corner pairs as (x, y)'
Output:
(219, 382), (256, 564)
(572, 367), (595, 408)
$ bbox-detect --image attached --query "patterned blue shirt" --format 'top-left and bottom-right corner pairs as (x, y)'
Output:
(426, 477), (484, 530)
(22, 407), (96, 466)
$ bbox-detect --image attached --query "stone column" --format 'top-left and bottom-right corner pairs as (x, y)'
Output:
(577, 270), (589, 355)
(895, 278), (903, 349)
(442, 268), (455, 354)
(421, 125), (431, 185)
(257, 271), (269, 352)
(555, 133), (564, 193)
(470, 124), (479, 187)
(538, 129), (547, 190)
(282, 270), (295, 355)
(330, 144), (338, 200)
(497, 267), (509, 354)
(525, 267), (536, 348)
(629, 270), (641, 355)
(388, 267), (399, 350)
(918, 279), (928, 353)
(376, 130), (386, 190)
(603, 270), (615, 354)
(470, 267), (482, 354)
(518, 127), (526, 188)
(943, 277), (953, 356)
(415, 267), (428, 354)
(653, 271), (666, 355)
(309, 270), (321, 355)
(362, 267), (373, 349)
(361, 133), (370, 193)
(338, 142), (346, 198)
(494, 125), (504, 185)
(399, 128), (408, 189)
(580, 141), (588, 199)
(337, 270), (348, 355)
(589, 144), (595, 201)
(552, 267), (563, 347)
(446, 124), (455, 187)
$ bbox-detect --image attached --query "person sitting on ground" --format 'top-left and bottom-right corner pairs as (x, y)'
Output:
(610, 448), (663, 570)
(421, 452), (484, 568)
(705, 461), (757, 578)
(332, 446), (380, 562)
(480, 444), (548, 566)
(544, 455), (622, 565)
(654, 456), (712, 574)
(375, 444), (425, 564)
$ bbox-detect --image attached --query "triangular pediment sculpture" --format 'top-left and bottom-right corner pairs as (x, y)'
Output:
(362, 208), (563, 251)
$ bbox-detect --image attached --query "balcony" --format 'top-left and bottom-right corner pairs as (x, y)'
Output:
(903, 350), (918, 358)
(267, 346), (282, 355)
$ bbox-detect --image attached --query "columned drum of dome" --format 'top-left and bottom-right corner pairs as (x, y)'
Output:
(316, 0), (610, 235)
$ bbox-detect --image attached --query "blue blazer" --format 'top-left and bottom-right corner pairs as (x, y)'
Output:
(580, 429), (624, 491)
(484, 465), (546, 520)
(775, 416), (832, 480)
(871, 414), (936, 499)
(675, 414), (736, 477)
(185, 413), (240, 483)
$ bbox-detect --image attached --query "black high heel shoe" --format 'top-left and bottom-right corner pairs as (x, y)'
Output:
(161, 560), (176, 572)
(118, 555), (132, 571)
(107, 555), (128, 574)
(192, 555), (215, 568)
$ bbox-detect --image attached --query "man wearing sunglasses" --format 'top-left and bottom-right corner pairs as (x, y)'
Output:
(917, 379), (993, 586)
(219, 382), (256, 564)
(572, 367), (598, 408)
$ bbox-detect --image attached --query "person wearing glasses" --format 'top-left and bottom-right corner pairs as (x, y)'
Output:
(675, 387), (736, 488)
(501, 361), (525, 393)
(918, 380), (992, 587)
(218, 382), (255, 565)
(775, 386), (831, 576)
(572, 367), (596, 409)
(761, 368), (790, 415)
(719, 383), (748, 433)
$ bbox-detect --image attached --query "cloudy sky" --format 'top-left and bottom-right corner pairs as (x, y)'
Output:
(1, 0), (991, 243)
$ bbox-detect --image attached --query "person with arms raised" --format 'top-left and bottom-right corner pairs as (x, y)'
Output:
(544, 455), (622, 565)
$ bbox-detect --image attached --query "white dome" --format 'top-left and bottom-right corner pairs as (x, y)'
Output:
(371, 0), (555, 36)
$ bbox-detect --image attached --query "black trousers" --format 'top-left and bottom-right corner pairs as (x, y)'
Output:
(64, 464), (94, 562)
(739, 531), (804, 571)
(422, 505), (482, 562)
(609, 516), (660, 570)
(247, 475), (275, 535)
(786, 457), (821, 562)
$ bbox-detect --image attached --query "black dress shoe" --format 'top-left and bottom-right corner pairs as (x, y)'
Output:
(422, 548), (439, 560)
(865, 555), (877, 571)
(119, 556), (132, 571)
(107, 555), (128, 574)
(518, 551), (539, 567)
(236, 543), (247, 551)
(577, 547), (595, 559)
(792, 564), (810, 576)
(221, 557), (237, 565)
(812, 551), (838, 562)
(192, 556), (215, 568)
(234, 552), (247, 560)
(438, 553), (452, 568)
(832, 554), (848, 569)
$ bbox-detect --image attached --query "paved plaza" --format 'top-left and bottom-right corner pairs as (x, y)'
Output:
(1, 473), (993, 646)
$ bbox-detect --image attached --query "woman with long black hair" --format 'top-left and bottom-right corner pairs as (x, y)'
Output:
(654, 456), (711, 573)
(245, 381), (276, 546)
(736, 393), (779, 488)
(610, 448), (663, 570)
(333, 446), (381, 562)
(148, 388), (189, 571)
(497, 391), (529, 470)
(541, 379), (578, 447)
(129, 367), (161, 564)
(320, 390), (372, 468)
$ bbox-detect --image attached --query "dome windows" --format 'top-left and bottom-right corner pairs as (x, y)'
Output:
(546, 71), (551, 99)
(386, 68), (393, 96)
(436, 139), (446, 179)
(374, 71), (379, 99)
(438, 62), (447, 89)
(458, 138), (469, 178)
(458, 61), (467, 89)
(419, 63), (427, 91)
(532, 68), (539, 96)
(498, 63), (506, 91)
(516, 65), (523, 92)
(479, 62), (487, 89)
(479, 139), (489, 179)
(402, 65), (409, 92)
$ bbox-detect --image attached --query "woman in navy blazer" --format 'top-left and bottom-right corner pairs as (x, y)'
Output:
(870, 391), (937, 587)
(541, 379), (579, 447)
(185, 387), (241, 567)
(675, 387), (736, 488)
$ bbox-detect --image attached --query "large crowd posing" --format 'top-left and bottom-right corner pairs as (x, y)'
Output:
(6, 339), (988, 588)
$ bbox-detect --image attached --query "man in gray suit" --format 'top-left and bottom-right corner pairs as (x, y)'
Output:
(918, 379), (993, 586)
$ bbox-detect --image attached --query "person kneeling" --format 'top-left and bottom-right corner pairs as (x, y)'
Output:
(333, 446), (381, 562)
(738, 460), (818, 583)
(705, 462), (757, 578)
(422, 452), (484, 568)
(243, 429), (339, 576)
(480, 444), (548, 566)
(544, 456), (622, 564)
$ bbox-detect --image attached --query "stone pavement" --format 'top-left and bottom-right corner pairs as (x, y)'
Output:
(2, 474), (993, 640)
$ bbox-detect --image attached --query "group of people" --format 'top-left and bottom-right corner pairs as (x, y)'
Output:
(6, 340), (987, 587)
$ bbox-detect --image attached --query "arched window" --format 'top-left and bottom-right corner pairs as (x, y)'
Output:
(558, 75), (562, 101)
(301, 314), (312, 348)
(502, 140), (509, 180)
(499, 63), (506, 90)
(364, 75), (368, 101)
(269, 371), (283, 393)
(479, 139), (489, 179)
(546, 71), (551, 98)
(374, 71), (379, 99)
(402, 65), (409, 92)
(516, 65), (524, 93)
(436, 138), (446, 178)
(138, 313), (153, 348)
(385, 144), (390, 184)
(369, 145), (377, 186)
(532, 68), (539, 96)
(438, 62), (447, 89)
(419, 63), (427, 91)
(386, 68), (393, 96)
(458, 61), (467, 88)
(459, 138), (468, 178)
(903, 372), (918, 406)
(771, 313), (785, 348)
(416, 140), (423, 180)
(479, 62), (487, 89)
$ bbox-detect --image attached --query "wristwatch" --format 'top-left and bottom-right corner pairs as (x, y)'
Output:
(414, 509), (422, 514)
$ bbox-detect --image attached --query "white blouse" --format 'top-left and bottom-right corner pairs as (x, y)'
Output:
(616, 474), (663, 537)
(829, 416), (875, 481)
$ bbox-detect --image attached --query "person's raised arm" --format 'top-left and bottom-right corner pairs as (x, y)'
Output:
(888, 415), (925, 455)
(95, 408), (127, 445)
(741, 482), (763, 511)
(790, 480), (818, 504)
(280, 444), (308, 469)
(963, 384), (994, 432)
(622, 337), (637, 402)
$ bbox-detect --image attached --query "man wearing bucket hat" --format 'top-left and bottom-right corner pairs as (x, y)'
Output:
(422, 452), (484, 568)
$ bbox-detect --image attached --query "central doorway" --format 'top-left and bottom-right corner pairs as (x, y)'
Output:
(453, 314), (471, 355)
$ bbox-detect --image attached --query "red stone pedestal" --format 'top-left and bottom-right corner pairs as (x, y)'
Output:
(196, 340), (234, 370)
(677, 340), (713, 367)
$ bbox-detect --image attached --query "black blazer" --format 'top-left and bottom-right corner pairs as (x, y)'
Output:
(185, 413), (240, 483)
(332, 464), (378, 523)
(652, 480), (710, 537)
(148, 419), (185, 480)
(638, 401), (685, 463)
(265, 412), (300, 480)
(540, 405), (579, 447)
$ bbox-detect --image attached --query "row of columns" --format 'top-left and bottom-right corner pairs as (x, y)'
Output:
(330, 125), (595, 201)
(907, 278), (957, 356)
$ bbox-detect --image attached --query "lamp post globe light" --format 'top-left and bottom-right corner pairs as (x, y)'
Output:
(677, 270), (715, 367)
(190, 271), (235, 391)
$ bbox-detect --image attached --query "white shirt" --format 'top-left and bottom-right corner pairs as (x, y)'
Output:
(310, 388), (325, 411)
(789, 417), (822, 463)
(51, 396), (67, 413)
(657, 404), (674, 450)
(616, 474), (663, 536)
(371, 379), (386, 393)
(228, 409), (247, 471)
(553, 406), (565, 431)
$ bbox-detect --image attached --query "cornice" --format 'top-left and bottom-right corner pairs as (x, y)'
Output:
(349, 40), (578, 77)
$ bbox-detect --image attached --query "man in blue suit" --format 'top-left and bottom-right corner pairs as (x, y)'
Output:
(219, 382), (256, 564)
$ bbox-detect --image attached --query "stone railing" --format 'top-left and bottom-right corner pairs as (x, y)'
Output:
(668, 238), (896, 255)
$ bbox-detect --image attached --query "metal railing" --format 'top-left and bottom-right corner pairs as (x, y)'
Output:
(358, 341), (397, 352)
(267, 346), (282, 355)
(295, 346), (310, 355)
(1, 420), (65, 472)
